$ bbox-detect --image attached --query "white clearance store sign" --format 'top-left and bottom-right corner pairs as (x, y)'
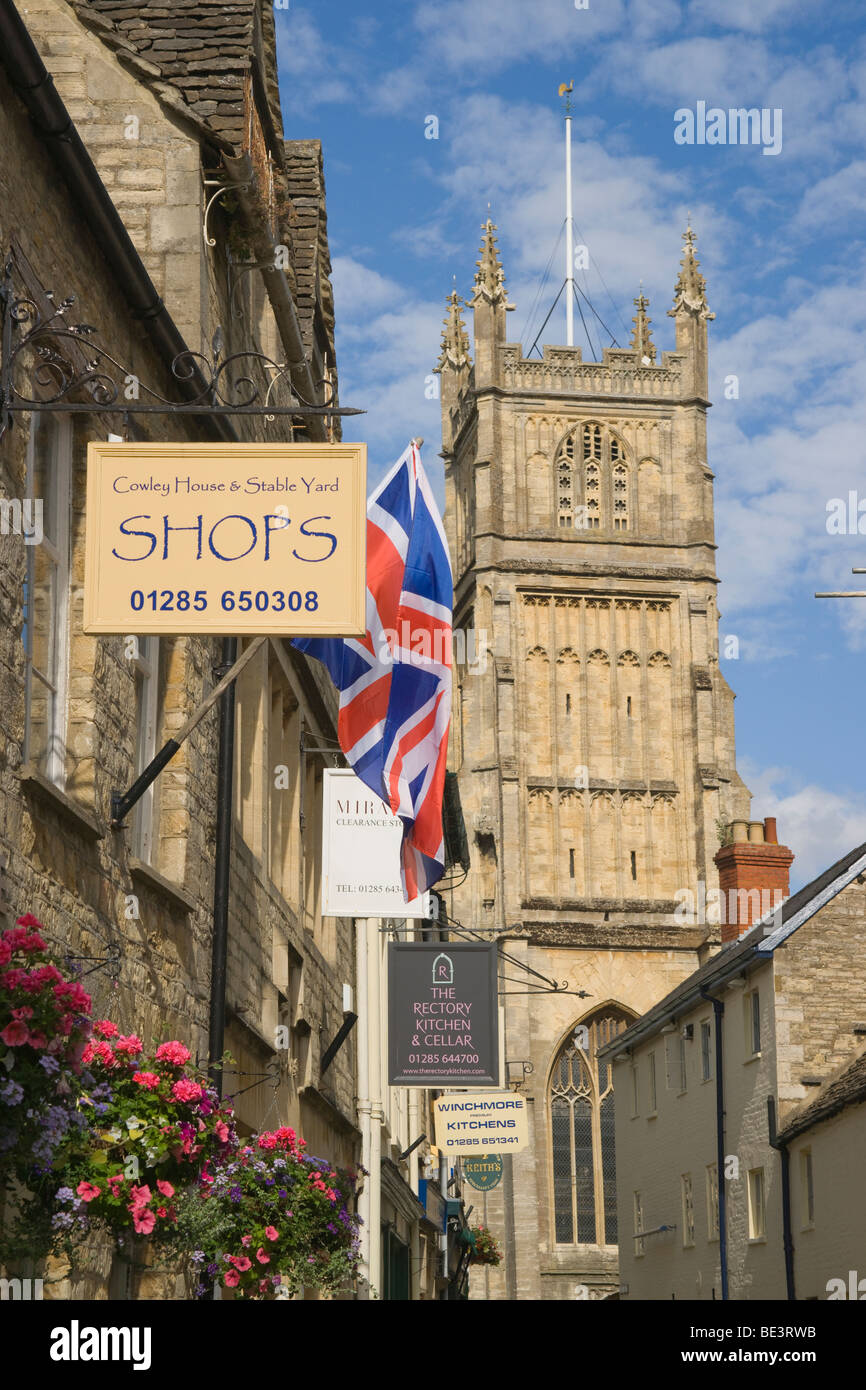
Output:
(321, 768), (430, 918)
(433, 1092), (529, 1155)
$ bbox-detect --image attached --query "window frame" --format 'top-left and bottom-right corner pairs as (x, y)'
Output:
(747, 1166), (766, 1241)
(548, 1008), (634, 1250)
(130, 635), (160, 864)
(706, 1162), (720, 1241)
(744, 990), (761, 1059)
(800, 1148), (814, 1230)
(681, 1173), (695, 1247)
(700, 1018), (712, 1081)
(23, 412), (72, 788)
(647, 1051), (657, 1116)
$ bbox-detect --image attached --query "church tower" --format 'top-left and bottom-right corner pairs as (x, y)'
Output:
(436, 219), (751, 1300)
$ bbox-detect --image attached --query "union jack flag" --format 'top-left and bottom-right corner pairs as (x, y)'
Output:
(293, 441), (453, 898)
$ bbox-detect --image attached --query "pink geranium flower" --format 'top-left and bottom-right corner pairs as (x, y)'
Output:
(133, 1072), (161, 1090)
(156, 1179), (175, 1198)
(114, 1035), (143, 1057)
(14, 913), (43, 930)
(155, 1040), (191, 1065)
(264, 1226), (278, 1242)
(76, 1181), (102, 1203)
(11, 1006), (33, 1021)
(171, 1079), (203, 1103)
(215, 1121), (230, 1143)
(229, 1255), (252, 1272)
(128, 1184), (152, 1210)
(0, 1020), (29, 1047)
(240, 1235), (252, 1247)
(255, 1248), (270, 1265)
(93, 1019), (119, 1039)
(223, 1269), (240, 1287)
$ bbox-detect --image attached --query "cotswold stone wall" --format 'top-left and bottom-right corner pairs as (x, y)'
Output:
(774, 877), (866, 1117)
(0, 2), (357, 1297)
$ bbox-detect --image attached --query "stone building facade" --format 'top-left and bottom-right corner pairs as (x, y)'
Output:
(0, 0), (357, 1296)
(436, 219), (753, 1299)
(604, 840), (866, 1301)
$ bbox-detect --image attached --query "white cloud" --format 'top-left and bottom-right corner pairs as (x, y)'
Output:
(739, 760), (866, 889)
(410, 0), (627, 74)
(331, 256), (445, 494)
(689, 0), (817, 36)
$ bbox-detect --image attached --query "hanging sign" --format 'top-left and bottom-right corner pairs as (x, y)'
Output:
(387, 942), (499, 1088)
(461, 1155), (504, 1191)
(83, 442), (366, 635)
(321, 768), (430, 917)
(433, 1092), (528, 1154)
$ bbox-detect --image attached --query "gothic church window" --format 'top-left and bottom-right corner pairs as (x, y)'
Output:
(553, 423), (631, 531)
(549, 1006), (635, 1247)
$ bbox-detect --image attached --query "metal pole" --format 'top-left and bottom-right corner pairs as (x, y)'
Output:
(208, 635), (237, 1095)
(565, 108), (574, 347)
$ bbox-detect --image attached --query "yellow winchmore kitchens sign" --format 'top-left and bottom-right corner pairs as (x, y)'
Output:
(83, 442), (366, 635)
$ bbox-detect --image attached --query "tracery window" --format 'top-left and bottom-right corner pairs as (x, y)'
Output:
(553, 424), (630, 531)
(549, 1006), (634, 1246)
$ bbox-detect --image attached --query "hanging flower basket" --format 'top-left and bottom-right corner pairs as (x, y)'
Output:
(168, 1127), (362, 1299)
(468, 1224), (502, 1266)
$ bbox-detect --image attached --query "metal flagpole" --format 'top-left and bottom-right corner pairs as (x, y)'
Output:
(560, 81), (575, 347)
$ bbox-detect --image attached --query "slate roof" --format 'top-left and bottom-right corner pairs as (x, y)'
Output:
(68, 0), (264, 148)
(600, 838), (866, 1058)
(284, 140), (335, 358)
(778, 1047), (866, 1143)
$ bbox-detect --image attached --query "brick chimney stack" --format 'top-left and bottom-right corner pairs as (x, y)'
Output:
(714, 818), (794, 943)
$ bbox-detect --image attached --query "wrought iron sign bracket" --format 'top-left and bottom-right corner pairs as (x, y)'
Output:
(0, 256), (364, 438)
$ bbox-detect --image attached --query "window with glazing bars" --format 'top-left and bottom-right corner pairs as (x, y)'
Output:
(550, 1008), (633, 1247)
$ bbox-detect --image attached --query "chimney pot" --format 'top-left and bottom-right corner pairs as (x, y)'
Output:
(713, 818), (793, 944)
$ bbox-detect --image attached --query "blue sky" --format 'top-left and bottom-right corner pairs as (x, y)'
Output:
(275, 0), (866, 887)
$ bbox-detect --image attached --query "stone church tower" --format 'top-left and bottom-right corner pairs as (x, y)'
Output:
(436, 220), (751, 1300)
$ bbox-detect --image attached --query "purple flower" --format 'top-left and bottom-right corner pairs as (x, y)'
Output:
(0, 1080), (23, 1106)
(229, 1185), (242, 1203)
(207, 1262), (219, 1277)
(38, 1055), (60, 1074)
(55, 1187), (75, 1204)
(191, 1250), (205, 1264)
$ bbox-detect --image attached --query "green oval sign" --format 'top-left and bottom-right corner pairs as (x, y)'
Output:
(462, 1154), (503, 1191)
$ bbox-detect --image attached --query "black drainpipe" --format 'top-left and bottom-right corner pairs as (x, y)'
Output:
(767, 1096), (796, 1300)
(701, 988), (729, 1300)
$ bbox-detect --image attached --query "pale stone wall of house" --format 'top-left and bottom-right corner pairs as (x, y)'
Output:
(788, 1103), (866, 1301)
(614, 880), (866, 1302)
(614, 958), (785, 1302)
(24, 0), (204, 353)
(773, 878), (866, 1120)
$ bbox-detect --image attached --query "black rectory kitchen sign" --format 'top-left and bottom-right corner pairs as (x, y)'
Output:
(387, 942), (499, 1087)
